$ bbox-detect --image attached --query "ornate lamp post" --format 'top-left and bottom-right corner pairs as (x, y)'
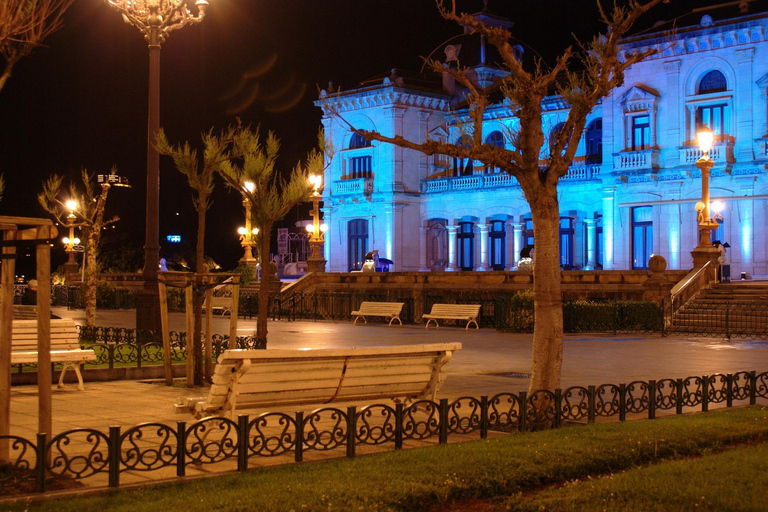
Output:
(238, 181), (259, 269)
(306, 174), (327, 273)
(103, 0), (209, 331)
(61, 199), (80, 282)
(691, 126), (723, 270)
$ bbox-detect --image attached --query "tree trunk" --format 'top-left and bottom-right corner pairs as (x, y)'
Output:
(0, 65), (13, 95)
(257, 222), (273, 341)
(193, 201), (206, 385)
(82, 230), (100, 328)
(528, 188), (564, 393)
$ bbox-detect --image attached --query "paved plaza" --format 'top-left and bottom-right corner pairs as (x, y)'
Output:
(8, 307), (768, 439)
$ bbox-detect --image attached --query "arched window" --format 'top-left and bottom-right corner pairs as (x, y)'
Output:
(585, 118), (602, 164)
(349, 133), (371, 149)
(698, 70), (727, 94)
(485, 131), (504, 148)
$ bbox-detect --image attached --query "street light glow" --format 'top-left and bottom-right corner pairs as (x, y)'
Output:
(711, 200), (724, 214)
(243, 181), (255, 193)
(66, 200), (77, 211)
(697, 126), (714, 154)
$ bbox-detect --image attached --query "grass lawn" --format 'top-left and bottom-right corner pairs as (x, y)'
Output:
(2, 406), (767, 512)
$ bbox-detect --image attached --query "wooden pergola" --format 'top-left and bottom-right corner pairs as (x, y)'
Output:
(0, 216), (57, 460)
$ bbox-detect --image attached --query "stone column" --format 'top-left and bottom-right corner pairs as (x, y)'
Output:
(584, 219), (597, 269)
(601, 187), (616, 269)
(419, 225), (429, 271)
(446, 225), (459, 271)
(511, 222), (524, 270)
(736, 48), (755, 161)
(476, 223), (490, 271)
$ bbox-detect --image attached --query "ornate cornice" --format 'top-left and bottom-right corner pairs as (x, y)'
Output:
(316, 87), (450, 114)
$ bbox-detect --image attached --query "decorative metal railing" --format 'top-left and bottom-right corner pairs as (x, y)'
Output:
(1, 370), (765, 495)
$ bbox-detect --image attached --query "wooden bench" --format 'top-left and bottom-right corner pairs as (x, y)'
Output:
(202, 295), (232, 316)
(351, 301), (404, 326)
(178, 343), (462, 419)
(423, 304), (481, 330)
(11, 319), (96, 391)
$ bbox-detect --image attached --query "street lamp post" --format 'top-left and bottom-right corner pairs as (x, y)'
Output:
(306, 174), (327, 273)
(61, 200), (80, 282)
(103, 0), (209, 331)
(690, 126), (724, 271)
(238, 181), (259, 269)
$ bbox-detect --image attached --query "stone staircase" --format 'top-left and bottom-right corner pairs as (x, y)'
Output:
(670, 281), (768, 337)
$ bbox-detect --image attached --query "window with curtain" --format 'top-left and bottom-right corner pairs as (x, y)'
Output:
(631, 206), (653, 270)
(458, 221), (474, 270)
(490, 220), (506, 270)
(347, 219), (369, 271)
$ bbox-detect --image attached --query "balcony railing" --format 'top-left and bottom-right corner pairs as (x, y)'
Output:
(754, 138), (768, 161)
(333, 177), (374, 196)
(613, 149), (660, 171)
(562, 164), (601, 181)
(679, 141), (735, 165)
(421, 173), (518, 194)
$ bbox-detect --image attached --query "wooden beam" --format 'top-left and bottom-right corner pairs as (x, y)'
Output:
(0, 229), (16, 461)
(36, 226), (52, 439)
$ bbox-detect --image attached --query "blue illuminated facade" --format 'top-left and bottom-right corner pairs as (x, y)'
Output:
(317, 6), (768, 277)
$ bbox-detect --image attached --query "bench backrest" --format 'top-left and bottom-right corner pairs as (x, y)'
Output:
(357, 301), (404, 314)
(428, 304), (481, 316)
(200, 343), (462, 413)
(11, 319), (81, 352)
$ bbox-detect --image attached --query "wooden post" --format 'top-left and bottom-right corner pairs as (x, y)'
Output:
(204, 281), (213, 383)
(0, 228), (16, 461)
(158, 280), (173, 385)
(229, 280), (239, 350)
(36, 226), (52, 438)
(185, 283), (195, 387)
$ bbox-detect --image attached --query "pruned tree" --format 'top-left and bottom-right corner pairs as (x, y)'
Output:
(38, 168), (118, 327)
(324, 0), (667, 392)
(0, 0), (73, 93)
(156, 126), (245, 385)
(217, 126), (323, 341)
(0, 174), (4, 202)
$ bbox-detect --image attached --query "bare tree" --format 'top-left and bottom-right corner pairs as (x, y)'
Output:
(325, 0), (667, 392)
(0, 0), (73, 93)
(217, 126), (323, 341)
(156, 126), (244, 385)
(38, 168), (118, 327)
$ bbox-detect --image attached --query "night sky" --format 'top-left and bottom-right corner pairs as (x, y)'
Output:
(0, 0), (726, 275)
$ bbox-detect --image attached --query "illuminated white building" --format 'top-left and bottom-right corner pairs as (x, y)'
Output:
(316, 3), (768, 277)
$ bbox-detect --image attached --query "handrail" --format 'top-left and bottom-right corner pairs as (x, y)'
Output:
(670, 261), (715, 312)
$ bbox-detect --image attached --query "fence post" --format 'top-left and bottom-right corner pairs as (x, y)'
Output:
(347, 406), (357, 458)
(749, 371), (757, 406)
(237, 415), (249, 472)
(518, 391), (527, 432)
(648, 380), (656, 420)
(613, 302), (618, 335)
(676, 378), (684, 415)
(553, 389), (562, 429)
(108, 426), (120, 488)
(395, 403), (404, 450)
(619, 383), (626, 422)
(35, 432), (47, 493)
(480, 396), (489, 439)
(726, 374), (733, 408)
(295, 412), (304, 462)
(702, 375), (709, 413)
(176, 421), (186, 477)
(587, 386), (596, 424)
(725, 302), (730, 341)
(439, 399), (448, 445)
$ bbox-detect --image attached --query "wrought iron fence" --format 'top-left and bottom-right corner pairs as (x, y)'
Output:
(1, 370), (765, 495)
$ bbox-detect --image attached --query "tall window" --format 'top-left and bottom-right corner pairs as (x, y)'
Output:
(631, 207), (653, 270)
(458, 221), (474, 270)
(596, 215), (603, 268)
(490, 220), (506, 270)
(484, 131), (505, 173)
(692, 70), (731, 142)
(524, 218), (535, 249)
(585, 118), (602, 164)
(453, 135), (473, 176)
(632, 116), (650, 150)
(347, 219), (369, 271)
(695, 104), (729, 140)
(560, 217), (574, 269)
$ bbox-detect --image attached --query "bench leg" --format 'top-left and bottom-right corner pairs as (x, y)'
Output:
(388, 316), (402, 326)
(58, 363), (86, 391)
(353, 316), (367, 325)
(425, 319), (438, 329)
